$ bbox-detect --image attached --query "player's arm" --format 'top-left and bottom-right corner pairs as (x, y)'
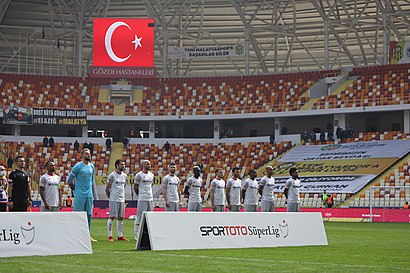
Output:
(67, 165), (78, 191)
(133, 173), (140, 196)
(7, 173), (14, 209)
(258, 183), (264, 196)
(27, 176), (32, 209)
(226, 186), (231, 206)
(210, 182), (215, 210)
(183, 178), (190, 196)
(105, 175), (113, 199)
(177, 179), (182, 205)
(284, 180), (291, 199)
(58, 181), (63, 210)
(39, 176), (49, 209)
(161, 177), (169, 207)
(241, 181), (248, 204)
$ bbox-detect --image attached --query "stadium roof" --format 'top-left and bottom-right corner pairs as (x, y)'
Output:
(0, 0), (410, 77)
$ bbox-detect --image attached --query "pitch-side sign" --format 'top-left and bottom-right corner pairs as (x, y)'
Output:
(136, 212), (327, 250)
(0, 212), (92, 257)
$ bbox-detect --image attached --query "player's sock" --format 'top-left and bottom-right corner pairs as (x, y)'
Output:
(117, 220), (123, 237)
(107, 218), (113, 237)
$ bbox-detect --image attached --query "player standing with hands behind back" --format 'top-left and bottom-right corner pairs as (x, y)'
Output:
(105, 159), (129, 242)
(134, 160), (154, 240)
(161, 162), (182, 211)
(284, 168), (301, 212)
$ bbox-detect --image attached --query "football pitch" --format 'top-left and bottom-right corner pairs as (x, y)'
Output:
(1, 219), (409, 273)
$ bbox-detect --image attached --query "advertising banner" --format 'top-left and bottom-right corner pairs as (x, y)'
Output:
(389, 41), (410, 64)
(2, 106), (33, 125)
(278, 140), (410, 162)
(136, 212), (327, 250)
(268, 174), (374, 193)
(88, 66), (155, 78)
(32, 108), (87, 125)
(2, 107), (87, 126)
(168, 44), (245, 59)
(0, 212), (92, 257)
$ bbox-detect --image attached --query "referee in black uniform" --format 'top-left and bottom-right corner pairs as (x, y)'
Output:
(7, 156), (32, 211)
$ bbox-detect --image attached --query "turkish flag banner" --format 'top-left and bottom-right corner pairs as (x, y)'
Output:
(93, 18), (154, 67)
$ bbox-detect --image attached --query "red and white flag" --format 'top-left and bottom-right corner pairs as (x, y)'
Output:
(93, 18), (154, 67)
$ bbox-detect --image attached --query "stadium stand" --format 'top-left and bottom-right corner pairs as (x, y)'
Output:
(349, 157), (410, 208)
(311, 64), (410, 110)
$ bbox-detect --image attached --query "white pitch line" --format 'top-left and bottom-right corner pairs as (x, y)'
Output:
(93, 250), (410, 272)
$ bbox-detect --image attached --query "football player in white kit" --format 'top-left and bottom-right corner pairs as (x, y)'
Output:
(226, 167), (242, 212)
(284, 167), (301, 212)
(134, 160), (154, 240)
(242, 169), (259, 212)
(258, 166), (275, 212)
(105, 159), (129, 241)
(161, 162), (181, 211)
(39, 161), (62, 212)
(184, 166), (203, 212)
(210, 168), (226, 212)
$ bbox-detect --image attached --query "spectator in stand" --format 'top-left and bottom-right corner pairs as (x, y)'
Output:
(7, 156), (13, 169)
(8, 156), (32, 212)
(326, 193), (334, 208)
(73, 140), (79, 151)
(310, 131), (317, 142)
(42, 136), (49, 147)
(327, 130), (334, 141)
(83, 141), (89, 150)
(105, 138), (112, 149)
(0, 165), (8, 212)
(123, 137), (130, 149)
(66, 195), (72, 207)
(164, 141), (171, 152)
(322, 190), (328, 207)
(49, 137), (55, 148)
(320, 130), (326, 142)
(302, 131), (309, 144)
(270, 134), (275, 144)
(403, 202), (409, 209)
(88, 142), (94, 154)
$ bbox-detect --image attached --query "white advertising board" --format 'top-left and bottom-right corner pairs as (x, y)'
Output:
(136, 212), (327, 250)
(279, 140), (410, 162)
(0, 212), (92, 257)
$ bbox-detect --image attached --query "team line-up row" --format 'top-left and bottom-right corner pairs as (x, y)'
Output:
(1, 148), (301, 241)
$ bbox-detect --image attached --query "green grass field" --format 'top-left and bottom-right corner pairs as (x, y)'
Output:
(1, 219), (409, 273)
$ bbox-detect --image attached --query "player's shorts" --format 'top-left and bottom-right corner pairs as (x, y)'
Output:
(261, 200), (275, 212)
(109, 201), (125, 218)
(287, 202), (300, 212)
(166, 202), (180, 211)
(40, 206), (59, 212)
(74, 196), (93, 218)
(136, 200), (153, 225)
(213, 205), (225, 212)
(244, 204), (258, 212)
(229, 205), (241, 212)
(188, 201), (202, 212)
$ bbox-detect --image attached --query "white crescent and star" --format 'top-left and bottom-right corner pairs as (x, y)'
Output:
(104, 21), (143, 63)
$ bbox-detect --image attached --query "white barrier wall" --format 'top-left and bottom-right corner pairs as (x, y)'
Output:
(136, 212), (327, 251)
(0, 212), (92, 257)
